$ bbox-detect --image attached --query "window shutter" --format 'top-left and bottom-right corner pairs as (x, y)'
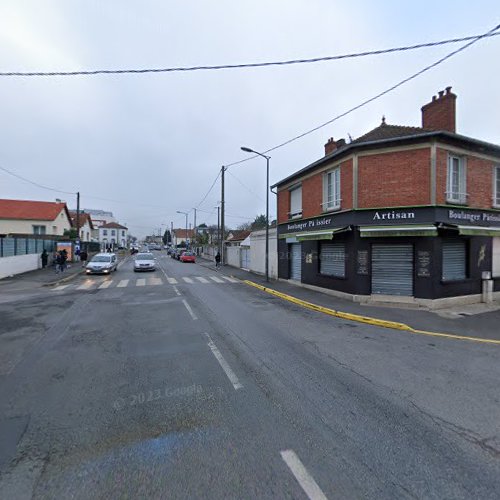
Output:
(320, 243), (345, 277)
(442, 240), (466, 281)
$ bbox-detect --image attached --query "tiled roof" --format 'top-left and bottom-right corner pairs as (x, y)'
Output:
(69, 211), (94, 229)
(227, 230), (251, 241)
(101, 222), (127, 230)
(173, 229), (195, 238)
(351, 122), (432, 144)
(0, 199), (70, 222)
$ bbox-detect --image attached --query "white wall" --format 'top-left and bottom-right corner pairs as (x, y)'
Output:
(0, 254), (40, 280)
(0, 211), (71, 236)
(250, 228), (278, 278)
(226, 246), (240, 267)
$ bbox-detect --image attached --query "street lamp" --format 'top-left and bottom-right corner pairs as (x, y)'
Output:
(176, 210), (189, 248)
(240, 146), (271, 282)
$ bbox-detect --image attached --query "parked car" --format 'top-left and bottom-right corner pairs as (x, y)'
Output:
(133, 252), (156, 272)
(85, 253), (118, 275)
(180, 251), (196, 263)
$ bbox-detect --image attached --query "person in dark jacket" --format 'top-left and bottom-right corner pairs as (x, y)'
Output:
(41, 249), (48, 268)
(80, 249), (88, 267)
(215, 251), (221, 269)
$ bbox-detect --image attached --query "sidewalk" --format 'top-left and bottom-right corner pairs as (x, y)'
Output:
(0, 262), (85, 292)
(199, 258), (500, 342)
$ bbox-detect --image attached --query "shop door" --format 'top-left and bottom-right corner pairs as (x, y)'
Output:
(372, 244), (414, 296)
(290, 243), (302, 281)
(240, 247), (250, 269)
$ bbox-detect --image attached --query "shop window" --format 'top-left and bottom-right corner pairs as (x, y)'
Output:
(323, 167), (341, 211)
(493, 237), (500, 278)
(320, 243), (345, 277)
(289, 185), (302, 219)
(442, 240), (467, 281)
(446, 155), (467, 204)
(494, 165), (500, 208)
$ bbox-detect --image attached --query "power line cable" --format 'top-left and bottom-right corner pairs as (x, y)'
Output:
(0, 164), (75, 195)
(227, 170), (265, 202)
(226, 23), (500, 169)
(1, 32), (498, 77)
(195, 169), (221, 208)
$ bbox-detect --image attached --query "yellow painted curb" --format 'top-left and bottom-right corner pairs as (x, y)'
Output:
(243, 280), (500, 346)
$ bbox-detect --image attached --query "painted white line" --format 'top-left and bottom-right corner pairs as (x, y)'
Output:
(149, 277), (163, 286)
(136, 278), (146, 287)
(77, 282), (94, 290)
(195, 276), (209, 283)
(98, 281), (112, 289)
(222, 276), (239, 283)
(168, 277), (178, 284)
(280, 450), (328, 500)
(182, 277), (194, 283)
(204, 332), (243, 390)
(182, 299), (198, 320)
(52, 284), (70, 291)
(173, 285), (181, 296)
(209, 276), (224, 283)
(117, 279), (129, 288)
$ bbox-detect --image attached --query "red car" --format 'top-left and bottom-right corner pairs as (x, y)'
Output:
(179, 251), (196, 263)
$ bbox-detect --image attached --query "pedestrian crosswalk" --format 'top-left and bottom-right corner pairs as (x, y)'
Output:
(51, 275), (240, 292)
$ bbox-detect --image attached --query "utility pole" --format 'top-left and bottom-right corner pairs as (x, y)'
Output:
(221, 166), (226, 264)
(216, 205), (220, 255)
(170, 221), (173, 246)
(76, 191), (80, 246)
(193, 208), (197, 249)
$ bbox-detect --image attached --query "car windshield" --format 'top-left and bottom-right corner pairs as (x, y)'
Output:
(136, 253), (154, 260)
(91, 256), (111, 262)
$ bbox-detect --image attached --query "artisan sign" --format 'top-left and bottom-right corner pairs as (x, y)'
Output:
(373, 210), (415, 221)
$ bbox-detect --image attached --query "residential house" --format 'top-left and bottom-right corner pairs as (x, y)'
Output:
(172, 228), (195, 247)
(274, 87), (500, 304)
(0, 199), (72, 236)
(99, 222), (128, 250)
(69, 212), (94, 242)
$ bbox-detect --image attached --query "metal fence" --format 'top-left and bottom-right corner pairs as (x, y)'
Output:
(0, 237), (57, 257)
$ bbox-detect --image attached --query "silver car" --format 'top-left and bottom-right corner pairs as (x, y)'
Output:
(133, 252), (156, 272)
(86, 253), (118, 275)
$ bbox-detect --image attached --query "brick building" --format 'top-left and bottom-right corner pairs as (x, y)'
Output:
(274, 87), (500, 304)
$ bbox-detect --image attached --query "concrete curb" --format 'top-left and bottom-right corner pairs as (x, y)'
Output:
(43, 269), (85, 287)
(244, 280), (500, 346)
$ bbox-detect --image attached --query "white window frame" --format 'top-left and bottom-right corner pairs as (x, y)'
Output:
(494, 165), (500, 208)
(446, 155), (467, 204)
(32, 225), (46, 235)
(289, 184), (302, 219)
(322, 167), (341, 211)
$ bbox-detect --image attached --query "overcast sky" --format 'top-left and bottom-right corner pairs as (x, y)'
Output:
(1, 1), (499, 238)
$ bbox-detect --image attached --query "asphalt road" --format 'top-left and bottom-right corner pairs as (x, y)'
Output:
(1, 252), (499, 499)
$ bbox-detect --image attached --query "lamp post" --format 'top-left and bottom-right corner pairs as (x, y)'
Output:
(176, 210), (189, 248)
(241, 146), (270, 282)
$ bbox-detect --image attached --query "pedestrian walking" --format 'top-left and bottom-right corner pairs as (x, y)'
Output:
(58, 250), (67, 273)
(215, 251), (221, 269)
(41, 249), (48, 269)
(55, 252), (62, 273)
(80, 249), (88, 267)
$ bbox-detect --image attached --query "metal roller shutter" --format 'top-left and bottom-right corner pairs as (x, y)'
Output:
(442, 240), (466, 281)
(320, 243), (345, 277)
(290, 243), (302, 281)
(372, 244), (414, 296)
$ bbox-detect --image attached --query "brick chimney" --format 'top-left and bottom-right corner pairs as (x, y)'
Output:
(421, 86), (457, 133)
(324, 137), (346, 156)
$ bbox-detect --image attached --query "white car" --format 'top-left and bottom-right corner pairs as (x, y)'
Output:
(133, 252), (156, 272)
(86, 253), (118, 274)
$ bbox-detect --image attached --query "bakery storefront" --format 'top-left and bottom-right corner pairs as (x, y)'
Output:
(277, 207), (500, 300)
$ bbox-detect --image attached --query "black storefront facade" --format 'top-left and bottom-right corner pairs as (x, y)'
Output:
(277, 206), (500, 301)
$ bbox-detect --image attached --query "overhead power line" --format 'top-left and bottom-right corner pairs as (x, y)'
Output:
(226, 22), (500, 169)
(1, 32), (499, 77)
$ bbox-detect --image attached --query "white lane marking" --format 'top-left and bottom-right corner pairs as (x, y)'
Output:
(195, 276), (209, 283)
(182, 299), (197, 320)
(222, 276), (238, 283)
(204, 332), (243, 390)
(280, 450), (328, 500)
(209, 276), (224, 283)
(168, 277), (178, 284)
(52, 285), (70, 291)
(98, 281), (112, 289)
(173, 285), (181, 296)
(149, 277), (163, 286)
(182, 277), (194, 283)
(136, 278), (146, 287)
(77, 282), (94, 290)
(117, 279), (129, 288)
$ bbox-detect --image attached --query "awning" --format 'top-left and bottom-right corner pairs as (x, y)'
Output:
(360, 225), (438, 238)
(295, 226), (351, 242)
(440, 224), (500, 237)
